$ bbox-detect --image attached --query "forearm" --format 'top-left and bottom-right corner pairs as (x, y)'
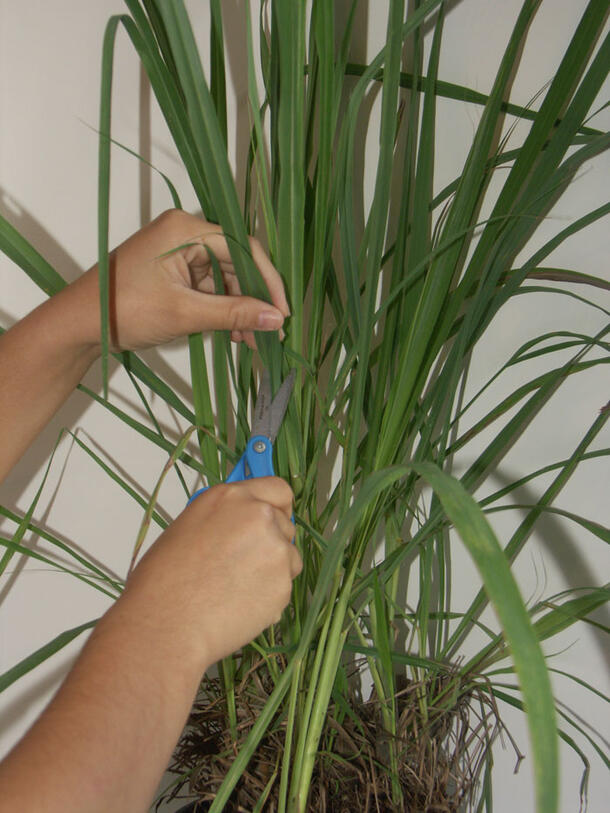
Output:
(0, 281), (100, 482)
(0, 592), (206, 812)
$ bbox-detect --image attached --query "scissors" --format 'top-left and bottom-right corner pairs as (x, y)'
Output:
(188, 369), (296, 504)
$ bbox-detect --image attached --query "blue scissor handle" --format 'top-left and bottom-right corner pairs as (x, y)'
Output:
(187, 435), (275, 505)
(187, 436), (295, 541)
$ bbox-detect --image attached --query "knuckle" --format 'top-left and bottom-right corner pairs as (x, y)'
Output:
(206, 481), (241, 507)
(225, 298), (248, 330)
(221, 482), (244, 502)
(155, 209), (211, 241)
(271, 476), (294, 502)
(254, 500), (275, 525)
(155, 208), (185, 232)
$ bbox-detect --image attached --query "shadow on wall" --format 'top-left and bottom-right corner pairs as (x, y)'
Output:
(0, 657), (78, 748)
(1, 189), (85, 287)
(489, 466), (610, 674)
(0, 31), (165, 510)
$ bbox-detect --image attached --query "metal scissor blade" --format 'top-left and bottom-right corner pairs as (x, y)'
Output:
(251, 369), (296, 442)
(251, 369), (272, 438)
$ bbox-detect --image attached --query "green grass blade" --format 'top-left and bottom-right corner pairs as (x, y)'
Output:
(0, 537), (119, 600)
(78, 383), (215, 476)
(98, 15), (122, 399)
(124, 369), (190, 497)
(81, 122), (182, 209)
(480, 449), (609, 508)
(0, 432), (63, 578)
(341, 0), (406, 508)
(490, 688), (592, 808)
(446, 403), (610, 658)
(546, 668), (610, 705)
(0, 502), (123, 592)
(121, 4), (212, 212)
(157, 3), (256, 287)
(475, 585), (609, 672)
(118, 351), (196, 424)
(485, 504), (609, 545)
(0, 619), (98, 694)
(69, 431), (169, 527)
(0, 213), (66, 296)
(448, 356), (610, 457)
(375, 0), (541, 468)
(274, 0), (306, 359)
(517, 267), (610, 291)
(488, 665), (610, 706)
(245, 1), (277, 258)
(531, 587), (609, 643)
(343, 64), (602, 138)
(209, 0), (227, 145)
(412, 461), (558, 813)
(188, 332), (220, 481)
(129, 425), (199, 573)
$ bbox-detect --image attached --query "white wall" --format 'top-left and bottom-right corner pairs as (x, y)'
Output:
(0, 1), (608, 810)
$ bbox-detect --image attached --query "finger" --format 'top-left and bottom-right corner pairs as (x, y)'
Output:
(287, 544), (303, 579)
(242, 327), (285, 349)
(188, 231), (233, 265)
(240, 477), (294, 519)
(179, 290), (285, 334)
(180, 231), (290, 319)
(201, 235), (290, 319)
(231, 329), (244, 343)
(248, 237), (291, 317)
(221, 272), (242, 298)
(243, 330), (257, 350)
(271, 506), (295, 542)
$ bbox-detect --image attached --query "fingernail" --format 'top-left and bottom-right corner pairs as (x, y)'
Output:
(258, 310), (284, 330)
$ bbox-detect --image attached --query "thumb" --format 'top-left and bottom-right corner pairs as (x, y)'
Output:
(181, 291), (285, 334)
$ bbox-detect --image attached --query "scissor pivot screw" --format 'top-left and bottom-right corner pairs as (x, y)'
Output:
(253, 440), (267, 453)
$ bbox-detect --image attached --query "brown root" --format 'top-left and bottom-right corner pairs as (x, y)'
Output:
(159, 658), (517, 812)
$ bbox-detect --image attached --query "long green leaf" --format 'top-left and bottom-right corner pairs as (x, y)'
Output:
(0, 620), (98, 694)
(412, 462), (558, 813)
(0, 213), (67, 295)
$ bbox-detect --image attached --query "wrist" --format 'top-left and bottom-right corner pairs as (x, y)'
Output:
(107, 582), (212, 689)
(44, 275), (104, 362)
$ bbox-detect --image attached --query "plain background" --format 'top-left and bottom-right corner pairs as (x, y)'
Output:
(0, 1), (608, 810)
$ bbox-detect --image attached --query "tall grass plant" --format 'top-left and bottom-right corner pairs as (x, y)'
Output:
(1, 1), (608, 811)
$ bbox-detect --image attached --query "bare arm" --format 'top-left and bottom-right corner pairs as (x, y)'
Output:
(0, 477), (301, 812)
(0, 210), (300, 810)
(0, 209), (290, 483)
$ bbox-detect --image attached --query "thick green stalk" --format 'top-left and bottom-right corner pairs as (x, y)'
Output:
(277, 663), (303, 813)
(290, 611), (350, 811)
(370, 578), (402, 806)
(288, 574), (342, 803)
